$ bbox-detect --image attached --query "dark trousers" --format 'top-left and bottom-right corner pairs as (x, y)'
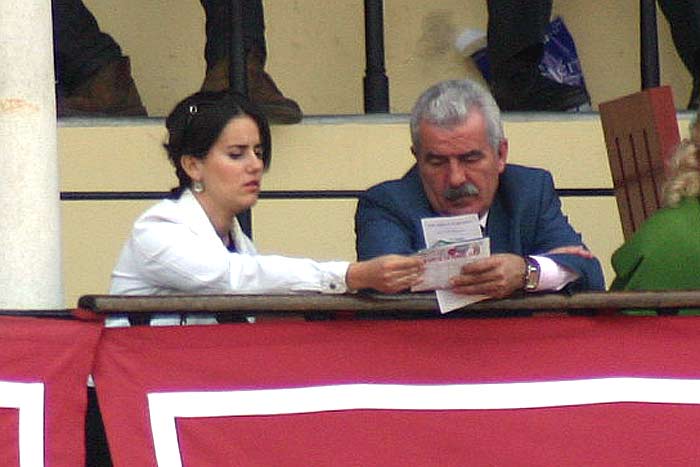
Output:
(486, 0), (700, 80)
(52, 0), (266, 92)
(486, 0), (552, 78)
(658, 0), (700, 77)
(200, 0), (266, 70)
(86, 387), (112, 466)
(52, 0), (122, 93)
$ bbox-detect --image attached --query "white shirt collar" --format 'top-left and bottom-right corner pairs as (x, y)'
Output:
(479, 210), (489, 231)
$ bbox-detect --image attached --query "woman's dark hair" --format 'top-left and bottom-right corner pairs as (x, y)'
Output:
(163, 90), (272, 197)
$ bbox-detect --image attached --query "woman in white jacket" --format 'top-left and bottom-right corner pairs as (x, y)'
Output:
(110, 91), (423, 323)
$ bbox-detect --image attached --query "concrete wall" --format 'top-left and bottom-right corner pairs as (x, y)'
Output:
(59, 114), (694, 307)
(55, 1), (696, 307)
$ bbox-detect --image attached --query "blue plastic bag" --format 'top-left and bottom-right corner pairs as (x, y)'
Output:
(471, 17), (588, 91)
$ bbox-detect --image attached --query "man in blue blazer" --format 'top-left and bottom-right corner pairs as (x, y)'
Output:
(355, 79), (604, 298)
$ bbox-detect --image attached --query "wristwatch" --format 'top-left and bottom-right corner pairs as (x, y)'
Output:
(523, 256), (540, 291)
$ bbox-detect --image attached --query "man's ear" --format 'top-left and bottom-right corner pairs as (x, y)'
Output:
(496, 138), (508, 173)
(180, 155), (202, 182)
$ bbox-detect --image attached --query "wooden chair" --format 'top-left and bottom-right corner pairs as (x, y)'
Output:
(599, 86), (680, 240)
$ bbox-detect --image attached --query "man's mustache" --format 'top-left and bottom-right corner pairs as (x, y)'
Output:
(443, 183), (479, 201)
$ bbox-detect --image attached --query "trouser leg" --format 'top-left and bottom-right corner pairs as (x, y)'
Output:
(657, 0), (700, 108)
(486, 0), (552, 77)
(485, 0), (589, 111)
(200, 0), (266, 71)
(52, 0), (122, 93)
(85, 387), (112, 467)
(657, 0), (700, 75)
(198, 0), (301, 123)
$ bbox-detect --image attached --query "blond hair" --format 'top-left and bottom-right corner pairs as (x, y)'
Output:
(662, 139), (700, 207)
(691, 112), (700, 144)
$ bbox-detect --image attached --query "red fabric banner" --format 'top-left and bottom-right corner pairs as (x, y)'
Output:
(94, 316), (700, 466)
(0, 316), (102, 467)
(0, 409), (19, 467)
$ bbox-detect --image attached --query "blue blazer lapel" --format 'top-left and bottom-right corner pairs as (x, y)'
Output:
(404, 167), (437, 249)
(485, 193), (515, 254)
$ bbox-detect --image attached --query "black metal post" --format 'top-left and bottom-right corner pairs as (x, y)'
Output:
(227, 0), (247, 96)
(363, 0), (390, 113)
(225, 0), (252, 236)
(640, 0), (660, 89)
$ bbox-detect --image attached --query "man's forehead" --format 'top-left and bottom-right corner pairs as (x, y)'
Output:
(422, 148), (485, 159)
(418, 117), (490, 153)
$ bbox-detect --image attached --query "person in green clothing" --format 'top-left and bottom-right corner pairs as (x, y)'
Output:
(610, 135), (700, 315)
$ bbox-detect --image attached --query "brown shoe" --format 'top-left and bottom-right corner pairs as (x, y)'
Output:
(201, 49), (302, 124)
(57, 56), (147, 117)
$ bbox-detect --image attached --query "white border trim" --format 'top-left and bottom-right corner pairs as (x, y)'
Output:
(148, 378), (700, 467)
(0, 381), (45, 467)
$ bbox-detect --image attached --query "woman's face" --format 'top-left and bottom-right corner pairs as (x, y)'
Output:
(186, 115), (265, 217)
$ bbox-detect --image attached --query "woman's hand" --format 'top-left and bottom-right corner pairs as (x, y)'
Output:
(346, 255), (424, 293)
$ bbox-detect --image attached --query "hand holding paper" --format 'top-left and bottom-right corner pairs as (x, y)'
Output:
(411, 238), (491, 292)
(415, 214), (493, 313)
(449, 253), (527, 299)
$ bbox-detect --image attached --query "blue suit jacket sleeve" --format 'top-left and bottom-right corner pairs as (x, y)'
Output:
(355, 196), (415, 260)
(489, 166), (605, 292)
(355, 166), (433, 261)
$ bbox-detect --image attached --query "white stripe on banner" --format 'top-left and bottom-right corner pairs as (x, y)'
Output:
(0, 380), (45, 467)
(148, 377), (700, 467)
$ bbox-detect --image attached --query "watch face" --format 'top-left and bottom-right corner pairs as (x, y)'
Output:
(525, 259), (540, 290)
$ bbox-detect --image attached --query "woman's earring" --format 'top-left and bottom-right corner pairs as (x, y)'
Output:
(193, 180), (204, 193)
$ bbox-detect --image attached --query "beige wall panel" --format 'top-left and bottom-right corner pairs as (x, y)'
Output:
(62, 200), (156, 307)
(263, 121), (414, 190)
(384, 1), (488, 113)
(59, 124), (175, 191)
(81, 0), (693, 116)
(61, 195), (622, 306)
(58, 112), (694, 303)
(59, 115), (694, 193)
(554, 2), (691, 110)
(266, 118), (616, 191)
(263, 1), (364, 116)
(81, 0), (205, 118)
(561, 197), (624, 288)
(252, 198), (358, 262)
(59, 120), (416, 192)
(504, 119), (612, 187)
(254, 197), (624, 288)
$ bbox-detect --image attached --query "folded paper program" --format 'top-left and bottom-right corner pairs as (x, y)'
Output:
(416, 214), (490, 313)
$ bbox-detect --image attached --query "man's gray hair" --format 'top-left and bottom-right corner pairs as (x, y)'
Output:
(410, 79), (504, 152)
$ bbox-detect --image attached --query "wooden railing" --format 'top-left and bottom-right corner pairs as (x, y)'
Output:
(77, 290), (700, 318)
(5, 291), (695, 319)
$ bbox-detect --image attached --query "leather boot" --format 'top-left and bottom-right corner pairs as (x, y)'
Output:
(201, 48), (302, 124)
(492, 73), (590, 111)
(491, 45), (590, 112)
(688, 79), (700, 111)
(687, 51), (700, 110)
(57, 56), (147, 117)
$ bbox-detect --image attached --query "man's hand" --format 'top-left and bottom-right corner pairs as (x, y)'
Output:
(546, 245), (594, 259)
(346, 255), (425, 293)
(449, 253), (526, 299)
